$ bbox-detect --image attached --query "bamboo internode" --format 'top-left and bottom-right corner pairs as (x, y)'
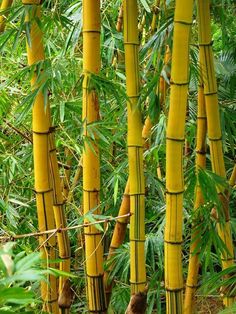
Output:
(24, 3), (58, 312)
(0, 0), (12, 33)
(82, 0), (107, 312)
(165, 1), (194, 313)
(197, 0), (235, 307)
(123, 0), (146, 296)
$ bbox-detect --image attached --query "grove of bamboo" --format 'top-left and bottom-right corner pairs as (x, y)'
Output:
(0, 1), (235, 313)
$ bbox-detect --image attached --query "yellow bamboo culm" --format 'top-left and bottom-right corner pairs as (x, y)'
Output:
(184, 82), (207, 314)
(229, 164), (236, 187)
(159, 44), (171, 112)
(197, 0), (235, 307)
(23, 2), (58, 312)
(116, 2), (123, 32)
(165, 1), (194, 313)
(62, 147), (73, 200)
(48, 129), (72, 313)
(0, 0), (13, 32)
(104, 178), (130, 304)
(151, 0), (160, 33)
(123, 0), (146, 297)
(67, 157), (82, 204)
(82, 1), (106, 312)
(104, 110), (155, 305)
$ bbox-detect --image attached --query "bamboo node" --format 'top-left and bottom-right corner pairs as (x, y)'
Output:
(165, 287), (183, 292)
(32, 130), (50, 135)
(165, 189), (184, 195)
(198, 40), (213, 46)
(208, 136), (222, 141)
(174, 20), (192, 26)
(83, 29), (101, 34)
(204, 91), (217, 96)
(33, 188), (53, 194)
(130, 238), (145, 242)
(84, 232), (103, 236)
(129, 280), (147, 285)
(166, 136), (185, 142)
(185, 283), (199, 289)
(164, 240), (183, 245)
(196, 149), (206, 155)
(170, 80), (189, 86)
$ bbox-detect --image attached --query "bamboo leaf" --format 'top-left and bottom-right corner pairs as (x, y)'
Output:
(139, 0), (151, 12)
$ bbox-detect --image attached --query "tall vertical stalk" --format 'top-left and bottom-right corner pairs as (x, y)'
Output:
(184, 81), (207, 314)
(197, 0), (235, 306)
(104, 178), (130, 304)
(229, 164), (236, 187)
(104, 110), (156, 305)
(0, 0), (12, 33)
(151, 0), (160, 33)
(82, 0), (106, 312)
(48, 129), (71, 312)
(23, 1), (58, 312)
(165, 1), (194, 313)
(116, 2), (123, 32)
(123, 0), (146, 299)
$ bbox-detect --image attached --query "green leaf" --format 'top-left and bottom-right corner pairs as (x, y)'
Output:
(0, 287), (34, 305)
(140, 0), (151, 12)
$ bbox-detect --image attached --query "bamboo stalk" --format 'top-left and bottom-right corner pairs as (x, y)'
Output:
(67, 157), (82, 204)
(82, 0), (106, 312)
(165, 1), (194, 313)
(116, 2), (123, 32)
(159, 45), (171, 111)
(23, 1), (58, 312)
(123, 0), (146, 302)
(104, 24), (172, 307)
(48, 128), (72, 312)
(151, 0), (160, 33)
(0, 0), (13, 33)
(184, 81), (207, 314)
(104, 178), (130, 303)
(62, 147), (73, 200)
(197, 0), (235, 307)
(229, 164), (236, 187)
(104, 111), (157, 306)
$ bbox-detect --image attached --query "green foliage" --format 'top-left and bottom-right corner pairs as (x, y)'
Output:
(0, 243), (41, 313)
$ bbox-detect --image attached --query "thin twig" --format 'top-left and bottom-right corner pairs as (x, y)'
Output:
(37, 227), (59, 251)
(0, 213), (131, 241)
(3, 119), (32, 143)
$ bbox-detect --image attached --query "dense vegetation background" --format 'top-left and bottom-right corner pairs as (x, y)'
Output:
(0, 0), (235, 313)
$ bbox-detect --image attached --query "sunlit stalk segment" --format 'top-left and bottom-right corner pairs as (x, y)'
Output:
(165, 1), (194, 313)
(184, 81), (207, 314)
(229, 164), (236, 187)
(104, 109), (158, 305)
(82, 0), (106, 312)
(23, 1), (58, 312)
(48, 128), (71, 312)
(0, 0), (13, 32)
(123, 0), (146, 295)
(104, 178), (130, 303)
(116, 1), (123, 32)
(197, 0), (235, 307)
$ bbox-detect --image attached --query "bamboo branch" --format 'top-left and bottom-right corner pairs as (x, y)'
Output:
(0, 213), (131, 241)
(3, 119), (32, 143)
